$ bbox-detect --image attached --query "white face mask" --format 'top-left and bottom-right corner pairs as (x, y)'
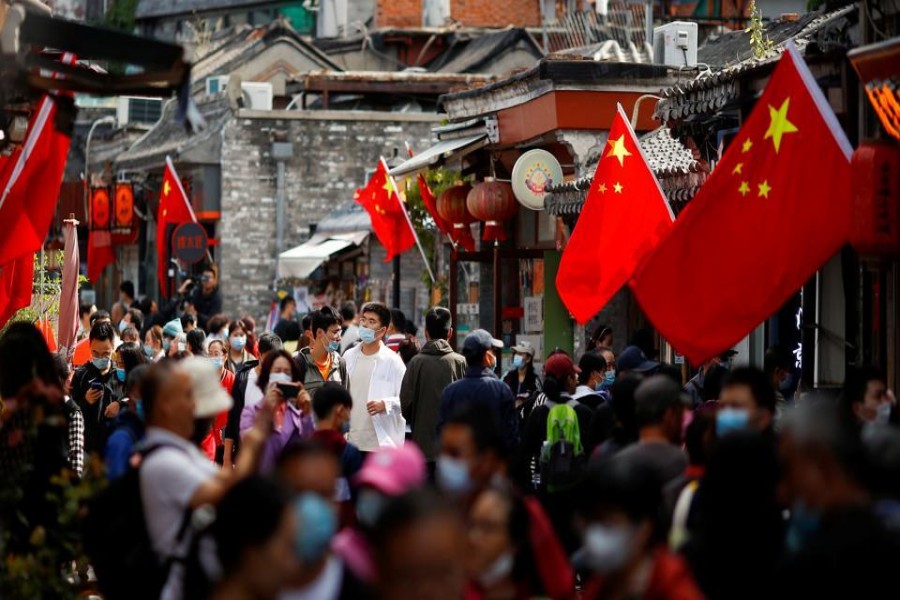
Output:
(583, 524), (633, 574)
(874, 401), (892, 425)
(478, 551), (514, 587)
(269, 372), (292, 384)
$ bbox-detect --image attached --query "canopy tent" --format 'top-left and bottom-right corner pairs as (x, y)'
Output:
(277, 231), (369, 279)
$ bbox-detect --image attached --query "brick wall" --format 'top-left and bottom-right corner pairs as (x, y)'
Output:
(376, 0), (422, 28)
(218, 111), (439, 324)
(376, 0), (542, 28)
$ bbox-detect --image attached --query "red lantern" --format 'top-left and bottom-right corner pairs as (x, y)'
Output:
(437, 183), (476, 251)
(467, 178), (518, 241)
(851, 140), (900, 258)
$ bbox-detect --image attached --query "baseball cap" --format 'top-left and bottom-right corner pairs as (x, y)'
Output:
(462, 329), (504, 358)
(511, 340), (536, 357)
(635, 374), (691, 411)
(163, 318), (183, 338)
(355, 445), (426, 496)
(544, 353), (580, 380)
(181, 357), (233, 418)
(617, 345), (659, 373)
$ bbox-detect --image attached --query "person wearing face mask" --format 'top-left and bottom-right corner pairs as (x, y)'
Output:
(71, 321), (121, 456)
(183, 356), (234, 465)
(223, 332), (283, 464)
(143, 325), (166, 362)
(226, 319), (253, 372)
(502, 341), (542, 407)
(161, 318), (183, 356)
(576, 457), (704, 600)
(775, 401), (900, 599)
(343, 302), (408, 452)
(332, 445), (427, 584)
(104, 365), (149, 479)
(112, 343), (147, 404)
(118, 307), (144, 338)
(572, 351), (611, 408)
(438, 329), (519, 452)
(465, 486), (575, 600)
(296, 307), (349, 398)
(310, 383), (363, 516)
(437, 404), (510, 505)
(715, 367), (777, 439)
(241, 349), (314, 473)
(204, 340), (236, 465)
(275, 442), (370, 600)
(840, 364), (896, 428)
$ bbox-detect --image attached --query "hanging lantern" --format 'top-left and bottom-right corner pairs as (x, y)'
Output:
(90, 187), (110, 231)
(851, 140), (900, 258)
(436, 183), (476, 251)
(467, 178), (517, 241)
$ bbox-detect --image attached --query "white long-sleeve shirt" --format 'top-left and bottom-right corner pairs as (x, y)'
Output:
(343, 342), (407, 450)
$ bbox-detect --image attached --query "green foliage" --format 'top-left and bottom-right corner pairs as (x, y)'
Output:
(104, 0), (141, 32)
(401, 167), (466, 305)
(747, 1), (776, 60)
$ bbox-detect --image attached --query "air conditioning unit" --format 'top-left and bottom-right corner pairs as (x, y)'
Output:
(317, 0), (348, 38)
(206, 75), (230, 95)
(423, 0), (450, 26)
(653, 21), (698, 67)
(116, 96), (163, 125)
(240, 82), (274, 111)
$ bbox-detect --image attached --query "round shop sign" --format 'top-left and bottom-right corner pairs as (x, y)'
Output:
(172, 222), (208, 264)
(511, 149), (563, 211)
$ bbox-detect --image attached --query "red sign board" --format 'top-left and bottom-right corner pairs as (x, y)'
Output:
(172, 222), (208, 264)
(91, 187), (110, 230)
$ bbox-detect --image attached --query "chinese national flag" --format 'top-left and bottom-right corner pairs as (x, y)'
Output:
(355, 159), (416, 262)
(556, 105), (674, 323)
(630, 45), (853, 364)
(157, 157), (198, 296)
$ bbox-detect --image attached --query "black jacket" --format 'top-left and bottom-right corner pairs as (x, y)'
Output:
(224, 360), (259, 456)
(187, 285), (222, 331)
(71, 363), (116, 455)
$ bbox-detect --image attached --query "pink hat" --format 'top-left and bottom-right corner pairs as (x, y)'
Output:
(354, 444), (426, 496)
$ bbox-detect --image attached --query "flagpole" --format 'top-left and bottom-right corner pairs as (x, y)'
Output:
(381, 157), (436, 285)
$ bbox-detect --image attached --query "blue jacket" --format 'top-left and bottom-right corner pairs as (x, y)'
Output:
(103, 411), (145, 479)
(438, 366), (520, 450)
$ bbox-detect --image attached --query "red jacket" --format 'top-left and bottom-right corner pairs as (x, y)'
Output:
(201, 369), (236, 461)
(583, 548), (705, 600)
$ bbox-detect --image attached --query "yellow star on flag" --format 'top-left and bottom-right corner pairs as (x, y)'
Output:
(163, 180), (171, 196)
(597, 182), (607, 194)
(764, 98), (798, 153)
(758, 180), (772, 198)
(606, 135), (632, 167)
(613, 182), (623, 193)
(382, 179), (394, 196)
(742, 139), (753, 153)
(733, 163), (743, 175)
(738, 181), (750, 196)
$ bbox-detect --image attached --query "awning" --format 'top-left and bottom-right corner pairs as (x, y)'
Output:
(389, 133), (488, 177)
(277, 231), (369, 279)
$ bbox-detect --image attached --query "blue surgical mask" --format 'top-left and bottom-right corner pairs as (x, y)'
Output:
(358, 326), (377, 345)
(436, 455), (472, 496)
(210, 357), (224, 370)
(163, 339), (172, 352)
(356, 489), (388, 528)
(600, 370), (616, 390)
(115, 368), (126, 382)
(294, 493), (337, 563)
(327, 340), (341, 353)
(142, 344), (155, 358)
(340, 420), (350, 435)
(118, 320), (128, 334)
(92, 357), (111, 372)
(875, 401), (892, 426)
(716, 407), (750, 437)
(512, 355), (525, 369)
(230, 336), (247, 351)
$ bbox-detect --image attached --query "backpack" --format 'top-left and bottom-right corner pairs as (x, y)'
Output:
(84, 443), (192, 600)
(540, 403), (586, 493)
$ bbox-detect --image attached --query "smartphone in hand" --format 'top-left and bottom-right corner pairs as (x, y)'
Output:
(276, 382), (300, 400)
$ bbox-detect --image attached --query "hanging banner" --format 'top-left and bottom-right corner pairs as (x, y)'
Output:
(114, 182), (134, 231)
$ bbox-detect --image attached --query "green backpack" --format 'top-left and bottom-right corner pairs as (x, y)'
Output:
(540, 403), (586, 492)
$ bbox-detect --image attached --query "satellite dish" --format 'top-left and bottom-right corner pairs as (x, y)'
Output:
(511, 149), (563, 211)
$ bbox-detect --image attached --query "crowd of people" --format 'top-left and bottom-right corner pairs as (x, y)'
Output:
(1, 268), (900, 600)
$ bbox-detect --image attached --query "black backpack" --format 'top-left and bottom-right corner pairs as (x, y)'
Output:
(84, 443), (192, 600)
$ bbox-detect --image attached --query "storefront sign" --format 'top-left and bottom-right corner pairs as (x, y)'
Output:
(524, 296), (543, 333)
(172, 222), (208, 264)
(511, 149), (563, 210)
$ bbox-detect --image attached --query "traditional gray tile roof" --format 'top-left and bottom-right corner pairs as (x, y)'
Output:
(654, 3), (857, 122)
(136, 0), (286, 19)
(429, 28), (545, 75)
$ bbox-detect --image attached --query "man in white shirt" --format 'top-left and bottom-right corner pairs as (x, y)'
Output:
(139, 360), (269, 598)
(343, 302), (407, 451)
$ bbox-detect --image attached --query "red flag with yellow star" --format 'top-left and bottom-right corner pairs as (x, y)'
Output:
(355, 159), (416, 262)
(556, 104), (674, 323)
(157, 157), (198, 297)
(630, 44), (853, 364)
